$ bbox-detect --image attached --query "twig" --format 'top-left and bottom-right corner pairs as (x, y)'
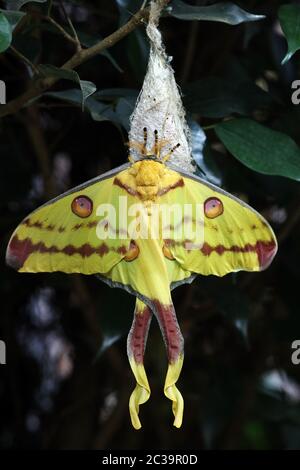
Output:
(0, 5), (150, 119)
(9, 45), (39, 75)
(43, 15), (80, 48)
(47, 0), (53, 16)
(58, 0), (81, 51)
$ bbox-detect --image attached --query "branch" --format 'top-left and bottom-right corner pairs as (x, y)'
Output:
(43, 15), (80, 48)
(58, 0), (81, 51)
(0, 6), (150, 119)
(10, 45), (40, 75)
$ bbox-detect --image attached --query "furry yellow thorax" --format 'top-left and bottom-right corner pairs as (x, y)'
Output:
(124, 128), (182, 202)
(129, 160), (165, 201)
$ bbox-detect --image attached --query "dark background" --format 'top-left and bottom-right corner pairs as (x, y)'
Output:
(1, 0), (300, 450)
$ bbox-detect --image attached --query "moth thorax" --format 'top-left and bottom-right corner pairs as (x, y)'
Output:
(133, 160), (164, 201)
(136, 185), (159, 201)
(135, 161), (163, 184)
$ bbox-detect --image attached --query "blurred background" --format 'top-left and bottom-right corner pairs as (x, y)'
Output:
(1, 0), (300, 450)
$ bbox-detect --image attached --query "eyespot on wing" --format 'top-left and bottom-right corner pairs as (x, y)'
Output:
(71, 196), (93, 218)
(204, 197), (223, 219)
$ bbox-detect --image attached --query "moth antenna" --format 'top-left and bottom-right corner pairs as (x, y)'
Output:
(162, 143), (181, 162)
(142, 127), (148, 156)
(170, 143), (181, 154)
(154, 129), (159, 158)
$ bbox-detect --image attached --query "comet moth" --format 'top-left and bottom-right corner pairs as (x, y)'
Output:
(6, 129), (277, 429)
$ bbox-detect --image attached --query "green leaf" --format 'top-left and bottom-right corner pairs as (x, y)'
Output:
(183, 77), (272, 118)
(115, 0), (150, 79)
(278, 4), (300, 65)
(94, 88), (138, 101)
(215, 118), (300, 180)
(40, 24), (123, 72)
(95, 89), (138, 128)
(40, 24), (122, 75)
(189, 118), (206, 166)
(127, 28), (149, 82)
(0, 11), (12, 53)
(0, 9), (25, 31)
(44, 89), (117, 122)
(94, 88), (138, 128)
(168, 0), (265, 25)
(189, 119), (223, 186)
(115, 96), (136, 131)
(0, 9), (28, 56)
(45, 87), (137, 129)
(38, 65), (96, 109)
(5, 0), (46, 10)
(73, 30), (123, 73)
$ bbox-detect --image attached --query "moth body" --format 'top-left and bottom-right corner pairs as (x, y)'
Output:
(5, 129), (278, 431)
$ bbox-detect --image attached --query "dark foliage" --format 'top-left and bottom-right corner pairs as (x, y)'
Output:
(1, 0), (300, 450)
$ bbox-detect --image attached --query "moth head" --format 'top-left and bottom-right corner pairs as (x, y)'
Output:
(127, 128), (180, 164)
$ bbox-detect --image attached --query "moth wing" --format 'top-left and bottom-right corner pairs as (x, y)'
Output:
(6, 164), (134, 275)
(160, 169), (277, 278)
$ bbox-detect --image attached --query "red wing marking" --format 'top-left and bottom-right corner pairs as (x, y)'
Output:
(73, 223), (83, 230)
(152, 300), (183, 363)
(255, 240), (277, 269)
(87, 221), (98, 228)
(113, 177), (184, 198)
(113, 177), (138, 196)
(157, 178), (184, 196)
(201, 240), (277, 270)
(165, 239), (277, 270)
(22, 218), (100, 232)
(22, 219), (43, 229)
(6, 235), (128, 270)
(128, 305), (152, 364)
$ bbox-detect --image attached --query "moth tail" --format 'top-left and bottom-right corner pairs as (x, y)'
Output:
(127, 298), (152, 430)
(164, 355), (184, 428)
(152, 300), (184, 428)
